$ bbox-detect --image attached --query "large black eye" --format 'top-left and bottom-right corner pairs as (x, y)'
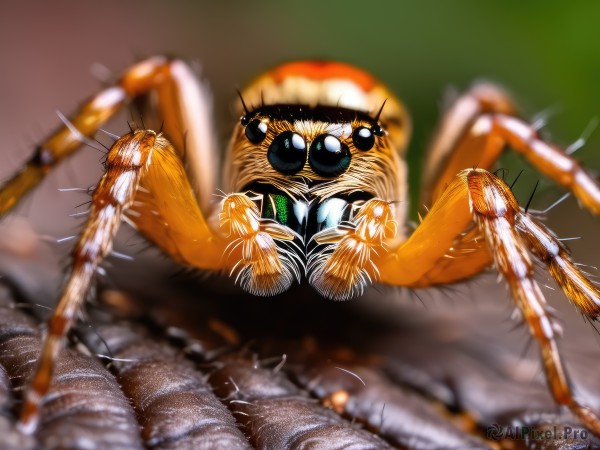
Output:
(352, 126), (375, 151)
(267, 131), (307, 174)
(309, 134), (351, 177)
(245, 119), (268, 143)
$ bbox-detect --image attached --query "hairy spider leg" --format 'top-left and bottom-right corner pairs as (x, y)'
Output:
(379, 166), (600, 315)
(126, 137), (228, 270)
(0, 56), (217, 217)
(409, 84), (508, 284)
(406, 84), (600, 286)
(468, 170), (600, 433)
(18, 131), (151, 432)
(18, 130), (227, 433)
(421, 82), (518, 207)
(425, 84), (600, 214)
(379, 168), (600, 434)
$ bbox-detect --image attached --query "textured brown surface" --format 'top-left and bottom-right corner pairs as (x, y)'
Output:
(1, 276), (600, 450)
(1, 218), (600, 449)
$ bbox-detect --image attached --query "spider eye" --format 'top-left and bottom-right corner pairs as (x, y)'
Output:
(245, 119), (268, 143)
(267, 131), (307, 174)
(352, 126), (375, 151)
(309, 134), (351, 177)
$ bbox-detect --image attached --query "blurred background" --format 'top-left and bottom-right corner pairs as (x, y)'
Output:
(1, 0), (600, 431)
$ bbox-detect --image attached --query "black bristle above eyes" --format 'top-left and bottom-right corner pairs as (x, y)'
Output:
(244, 104), (382, 128)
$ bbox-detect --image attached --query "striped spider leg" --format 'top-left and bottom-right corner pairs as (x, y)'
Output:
(373, 84), (600, 434)
(0, 58), (290, 433)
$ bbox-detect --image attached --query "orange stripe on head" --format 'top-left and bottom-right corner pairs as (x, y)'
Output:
(239, 60), (411, 155)
(271, 61), (376, 92)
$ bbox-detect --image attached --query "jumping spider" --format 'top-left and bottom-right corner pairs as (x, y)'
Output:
(1, 57), (599, 436)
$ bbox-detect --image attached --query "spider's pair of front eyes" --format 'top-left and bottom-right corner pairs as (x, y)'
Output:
(243, 119), (377, 177)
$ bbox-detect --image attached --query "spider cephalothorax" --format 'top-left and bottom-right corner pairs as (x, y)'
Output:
(221, 62), (409, 299)
(1, 56), (600, 437)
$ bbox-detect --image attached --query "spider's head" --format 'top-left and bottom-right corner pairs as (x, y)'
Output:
(225, 61), (411, 211)
(223, 61), (413, 263)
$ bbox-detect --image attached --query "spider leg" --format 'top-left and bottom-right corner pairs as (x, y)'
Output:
(422, 83), (600, 215)
(412, 83), (600, 285)
(0, 56), (217, 216)
(475, 114), (600, 214)
(125, 138), (227, 270)
(467, 169), (600, 434)
(421, 82), (517, 206)
(516, 213), (600, 317)
(379, 168), (600, 434)
(409, 84), (520, 284)
(18, 130), (226, 433)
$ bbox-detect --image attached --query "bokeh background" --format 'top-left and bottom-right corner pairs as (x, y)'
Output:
(1, 0), (599, 373)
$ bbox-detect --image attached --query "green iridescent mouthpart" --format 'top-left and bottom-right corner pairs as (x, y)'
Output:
(264, 194), (289, 225)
